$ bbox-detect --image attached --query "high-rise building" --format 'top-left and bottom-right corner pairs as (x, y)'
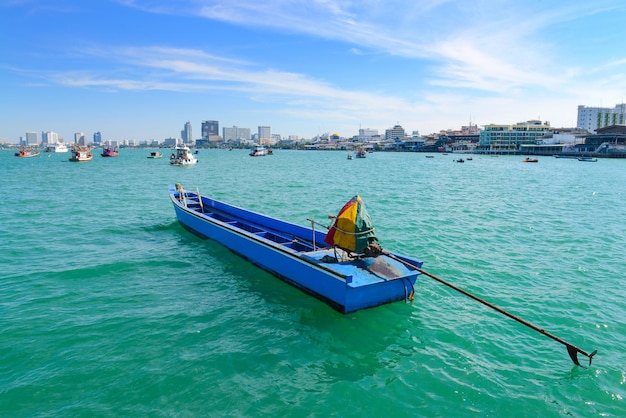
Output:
(74, 132), (86, 145)
(42, 131), (58, 145)
(223, 126), (251, 142)
(202, 120), (219, 140)
(385, 124), (406, 141)
(258, 126), (271, 144)
(577, 104), (626, 133)
(25, 131), (38, 146)
(93, 132), (102, 144)
(182, 122), (193, 144)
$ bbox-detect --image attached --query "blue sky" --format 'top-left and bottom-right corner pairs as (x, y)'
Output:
(2, 0), (626, 143)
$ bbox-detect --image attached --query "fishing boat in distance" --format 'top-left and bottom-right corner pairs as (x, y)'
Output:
(147, 151), (163, 159)
(169, 185), (422, 313)
(355, 147), (366, 158)
(14, 147), (40, 157)
(169, 144), (198, 165)
(69, 146), (93, 162)
(101, 147), (119, 157)
(523, 157), (539, 163)
(249, 145), (269, 157)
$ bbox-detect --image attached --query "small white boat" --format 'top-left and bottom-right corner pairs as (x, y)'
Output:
(44, 143), (69, 153)
(249, 145), (268, 157)
(170, 145), (198, 165)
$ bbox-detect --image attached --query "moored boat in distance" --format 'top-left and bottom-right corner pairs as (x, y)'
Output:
(355, 147), (366, 158)
(147, 151), (163, 159)
(523, 157), (539, 163)
(101, 147), (119, 157)
(69, 145), (93, 162)
(44, 143), (69, 153)
(169, 144), (198, 165)
(14, 147), (40, 157)
(168, 185), (422, 313)
(578, 157), (598, 162)
(249, 145), (268, 156)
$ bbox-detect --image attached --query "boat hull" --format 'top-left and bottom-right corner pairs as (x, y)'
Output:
(169, 186), (422, 313)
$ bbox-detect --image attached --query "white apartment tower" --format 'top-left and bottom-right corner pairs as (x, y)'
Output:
(42, 131), (59, 144)
(223, 126), (251, 142)
(577, 104), (626, 133)
(74, 132), (86, 145)
(358, 128), (378, 142)
(385, 124), (406, 141)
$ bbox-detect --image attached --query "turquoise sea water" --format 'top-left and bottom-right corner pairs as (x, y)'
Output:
(1, 149), (625, 417)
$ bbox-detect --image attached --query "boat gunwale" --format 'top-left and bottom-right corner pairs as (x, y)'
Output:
(168, 189), (353, 281)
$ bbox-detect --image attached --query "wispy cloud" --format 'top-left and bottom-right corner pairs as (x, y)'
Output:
(34, 45), (411, 120)
(116, 0), (626, 96)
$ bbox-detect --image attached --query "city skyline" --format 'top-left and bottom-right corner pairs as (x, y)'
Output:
(2, 1), (626, 143)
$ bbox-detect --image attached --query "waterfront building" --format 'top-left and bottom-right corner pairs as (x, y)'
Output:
(358, 128), (378, 142)
(25, 131), (38, 146)
(536, 127), (588, 144)
(182, 122), (193, 145)
(258, 126), (271, 145)
(163, 137), (180, 147)
(74, 132), (86, 145)
(385, 124), (406, 141)
(478, 120), (550, 152)
(201, 120), (219, 140)
(223, 126), (251, 143)
(577, 104), (626, 133)
(42, 131), (59, 145)
(579, 125), (626, 156)
(93, 132), (102, 145)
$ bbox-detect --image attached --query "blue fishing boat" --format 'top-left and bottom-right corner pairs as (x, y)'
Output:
(169, 184), (422, 313)
(101, 147), (119, 157)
